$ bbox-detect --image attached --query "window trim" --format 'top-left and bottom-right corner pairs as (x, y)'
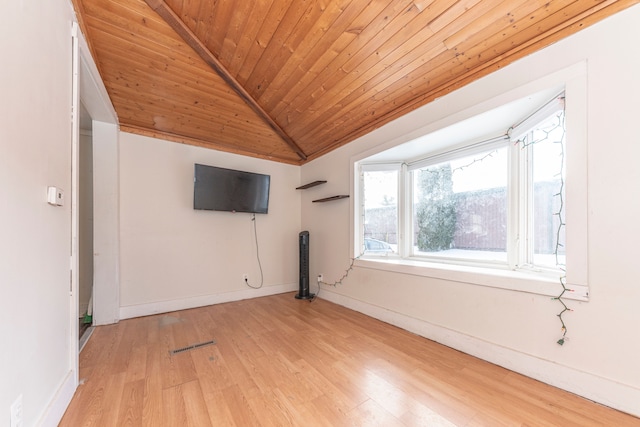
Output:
(351, 63), (588, 301)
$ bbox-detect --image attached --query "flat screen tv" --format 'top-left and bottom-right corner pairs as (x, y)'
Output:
(194, 164), (270, 214)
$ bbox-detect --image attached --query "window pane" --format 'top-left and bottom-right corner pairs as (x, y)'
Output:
(363, 170), (397, 254)
(412, 147), (508, 262)
(530, 111), (566, 268)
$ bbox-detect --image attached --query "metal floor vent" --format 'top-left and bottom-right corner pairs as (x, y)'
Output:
(170, 339), (216, 355)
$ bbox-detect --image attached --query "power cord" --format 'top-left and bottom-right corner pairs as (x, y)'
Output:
(309, 254), (362, 302)
(244, 213), (264, 289)
(309, 275), (322, 302)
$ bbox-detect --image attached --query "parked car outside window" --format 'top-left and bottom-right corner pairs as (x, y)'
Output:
(365, 238), (394, 253)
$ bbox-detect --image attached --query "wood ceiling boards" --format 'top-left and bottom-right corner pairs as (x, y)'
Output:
(73, 0), (640, 165)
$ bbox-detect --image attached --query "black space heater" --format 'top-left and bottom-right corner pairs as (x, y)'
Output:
(295, 230), (315, 300)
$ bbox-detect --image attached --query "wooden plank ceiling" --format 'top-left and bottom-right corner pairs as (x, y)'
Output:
(73, 0), (639, 165)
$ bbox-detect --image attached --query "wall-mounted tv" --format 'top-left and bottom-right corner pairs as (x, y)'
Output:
(194, 164), (270, 214)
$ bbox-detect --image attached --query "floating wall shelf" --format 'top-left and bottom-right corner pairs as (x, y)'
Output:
(312, 195), (349, 203)
(296, 180), (327, 190)
(297, 180), (348, 202)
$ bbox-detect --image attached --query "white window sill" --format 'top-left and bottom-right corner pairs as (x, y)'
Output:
(355, 257), (588, 301)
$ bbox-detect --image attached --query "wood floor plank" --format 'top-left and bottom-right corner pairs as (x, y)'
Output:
(399, 401), (458, 427)
(365, 357), (479, 426)
(124, 344), (147, 383)
(181, 380), (214, 426)
(60, 292), (640, 426)
(348, 398), (406, 426)
(306, 393), (353, 426)
(160, 379), (212, 425)
(270, 387), (323, 426)
(222, 384), (263, 426)
(161, 381), (207, 426)
(190, 346), (235, 391)
(96, 372), (127, 426)
(261, 353), (323, 404)
(245, 388), (300, 427)
(141, 374), (163, 426)
(195, 386), (237, 426)
(140, 318), (164, 426)
(357, 367), (433, 420)
(294, 358), (363, 412)
(116, 379), (144, 426)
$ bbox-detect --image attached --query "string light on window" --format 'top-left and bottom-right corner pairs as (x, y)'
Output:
(520, 108), (572, 345)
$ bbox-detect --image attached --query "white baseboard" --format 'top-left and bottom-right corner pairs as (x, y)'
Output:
(119, 283), (298, 320)
(319, 290), (640, 418)
(38, 370), (76, 427)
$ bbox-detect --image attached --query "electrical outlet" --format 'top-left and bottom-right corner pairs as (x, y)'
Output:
(317, 274), (323, 283)
(10, 394), (23, 427)
(243, 274), (248, 281)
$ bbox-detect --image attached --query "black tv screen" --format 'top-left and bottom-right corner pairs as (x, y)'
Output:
(194, 164), (270, 214)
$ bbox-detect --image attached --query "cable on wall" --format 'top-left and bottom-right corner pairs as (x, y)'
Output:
(244, 213), (264, 289)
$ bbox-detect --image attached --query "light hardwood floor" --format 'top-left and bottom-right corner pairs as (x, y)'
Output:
(60, 292), (639, 426)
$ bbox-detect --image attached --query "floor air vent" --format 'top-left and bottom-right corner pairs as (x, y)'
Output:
(170, 339), (216, 355)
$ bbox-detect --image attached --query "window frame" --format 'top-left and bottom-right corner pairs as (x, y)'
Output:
(406, 137), (512, 269)
(513, 104), (567, 275)
(359, 163), (403, 258)
(351, 66), (588, 301)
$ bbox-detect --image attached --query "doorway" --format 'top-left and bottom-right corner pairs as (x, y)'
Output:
(78, 103), (94, 348)
(71, 22), (120, 381)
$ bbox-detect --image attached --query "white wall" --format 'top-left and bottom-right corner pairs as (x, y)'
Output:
(118, 132), (302, 318)
(302, 4), (640, 417)
(0, 0), (76, 425)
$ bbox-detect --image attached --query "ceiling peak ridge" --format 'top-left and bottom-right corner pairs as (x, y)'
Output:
(143, 0), (308, 161)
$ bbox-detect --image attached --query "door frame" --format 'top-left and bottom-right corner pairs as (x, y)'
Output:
(70, 22), (119, 380)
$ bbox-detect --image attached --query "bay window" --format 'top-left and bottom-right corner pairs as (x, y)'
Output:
(354, 86), (586, 299)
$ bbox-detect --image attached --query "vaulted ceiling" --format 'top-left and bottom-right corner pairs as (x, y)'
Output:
(72, 0), (638, 165)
